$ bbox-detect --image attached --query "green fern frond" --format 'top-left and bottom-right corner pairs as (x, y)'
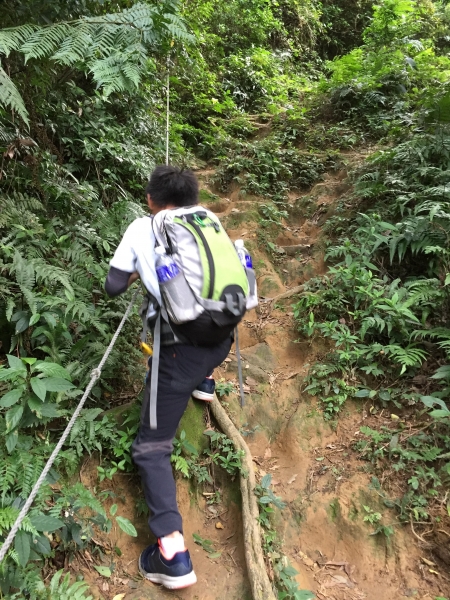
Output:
(50, 23), (94, 65)
(0, 2), (191, 120)
(385, 344), (428, 374)
(49, 570), (93, 600)
(12, 251), (35, 289)
(31, 259), (74, 293)
(6, 548), (20, 565)
(0, 24), (37, 55)
(19, 285), (38, 315)
(0, 67), (29, 125)
(20, 23), (71, 61)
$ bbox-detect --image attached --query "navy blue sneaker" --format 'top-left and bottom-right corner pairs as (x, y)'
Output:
(139, 541), (197, 589)
(192, 376), (215, 402)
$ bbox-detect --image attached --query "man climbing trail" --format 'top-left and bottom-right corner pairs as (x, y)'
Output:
(104, 165), (256, 589)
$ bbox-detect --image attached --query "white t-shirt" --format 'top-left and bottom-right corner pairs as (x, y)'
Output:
(110, 216), (161, 304)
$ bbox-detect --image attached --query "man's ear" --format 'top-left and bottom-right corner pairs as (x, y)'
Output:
(147, 194), (159, 213)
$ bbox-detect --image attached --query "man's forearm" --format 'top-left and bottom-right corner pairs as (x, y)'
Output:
(128, 271), (140, 287)
(105, 266), (139, 297)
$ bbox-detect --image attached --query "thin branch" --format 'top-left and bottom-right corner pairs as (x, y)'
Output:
(264, 285), (305, 304)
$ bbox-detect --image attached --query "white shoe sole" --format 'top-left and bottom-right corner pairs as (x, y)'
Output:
(192, 390), (214, 402)
(139, 562), (197, 589)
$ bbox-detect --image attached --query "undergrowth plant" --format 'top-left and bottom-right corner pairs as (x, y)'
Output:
(294, 115), (450, 524)
(171, 428), (244, 483)
(255, 475), (314, 600)
(0, 0), (191, 589)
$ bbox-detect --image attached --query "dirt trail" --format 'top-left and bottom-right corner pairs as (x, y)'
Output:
(79, 167), (448, 600)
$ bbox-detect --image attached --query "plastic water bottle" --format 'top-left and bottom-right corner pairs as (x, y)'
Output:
(155, 246), (180, 283)
(235, 239), (253, 268)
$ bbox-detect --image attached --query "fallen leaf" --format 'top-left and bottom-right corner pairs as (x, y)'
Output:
(94, 566), (111, 578)
(324, 574), (355, 589)
(224, 357), (232, 363)
(246, 377), (257, 386)
(421, 557), (436, 567)
(102, 582), (109, 592)
(391, 414), (400, 420)
(207, 506), (218, 515)
(216, 522), (224, 530)
(207, 551), (222, 559)
(113, 595), (126, 600)
(298, 551), (315, 569)
(332, 575), (349, 584)
(287, 474), (298, 484)
(264, 447), (272, 460)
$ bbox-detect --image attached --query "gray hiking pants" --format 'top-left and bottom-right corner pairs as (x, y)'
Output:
(131, 338), (232, 538)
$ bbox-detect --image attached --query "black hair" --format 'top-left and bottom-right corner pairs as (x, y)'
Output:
(145, 165), (198, 208)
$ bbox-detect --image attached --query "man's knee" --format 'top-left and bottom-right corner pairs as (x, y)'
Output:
(131, 437), (173, 465)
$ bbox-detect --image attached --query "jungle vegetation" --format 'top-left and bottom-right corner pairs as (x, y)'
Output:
(1, 0), (450, 597)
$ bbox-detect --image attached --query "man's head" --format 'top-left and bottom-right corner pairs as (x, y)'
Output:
(146, 165), (198, 213)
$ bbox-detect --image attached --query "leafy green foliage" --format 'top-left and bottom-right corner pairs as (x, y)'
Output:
(0, 355), (76, 451)
(255, 474), (314, 600)
(0, 0), (449, 593)
(204, 429), (245, 475)
(0, 67), (29, 125)
(171, 428), (244, 483)
(213, 137), (338, 202)
(293, 7), (450, 520)
(0, 1), (192, 121)
(215, 379), (234, 397)
(47, 570), (93, 600)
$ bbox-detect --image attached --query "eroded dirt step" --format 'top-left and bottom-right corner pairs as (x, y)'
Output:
(78, 465), (250, 600)
(217, 327), (448, 599)
(207, 165), (449, 599)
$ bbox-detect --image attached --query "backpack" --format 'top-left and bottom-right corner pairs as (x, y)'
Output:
(151, 205), (258, 346)
(143, 205), (258, 430)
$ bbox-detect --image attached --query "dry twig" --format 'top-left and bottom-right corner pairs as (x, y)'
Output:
(265, 285), (304, 304)
(410, 515), (432, 547)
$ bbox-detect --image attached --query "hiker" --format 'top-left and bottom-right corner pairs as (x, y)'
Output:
(104, 165), (256, 590)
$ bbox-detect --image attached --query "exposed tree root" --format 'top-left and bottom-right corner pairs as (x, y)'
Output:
(265, 284), (305, 303)
(210, 396), (277, 600)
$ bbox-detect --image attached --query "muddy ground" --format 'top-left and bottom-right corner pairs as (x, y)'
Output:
(75, 167), (449, 600)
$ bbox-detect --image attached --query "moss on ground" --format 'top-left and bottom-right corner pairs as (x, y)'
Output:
(199, 188), (221, 203)
(178, 398), (209, 454)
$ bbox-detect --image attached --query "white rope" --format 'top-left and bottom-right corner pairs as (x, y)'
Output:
(0, 288), (140, 564)
(165, 53), (170, 166)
